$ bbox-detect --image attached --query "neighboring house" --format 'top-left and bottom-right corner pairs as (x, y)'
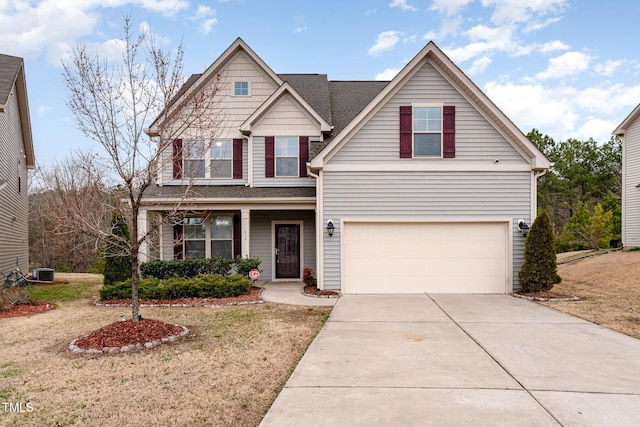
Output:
(614, 105), (640, 248)
(0, 53), (34, 276)
(140, 38), (549, 294)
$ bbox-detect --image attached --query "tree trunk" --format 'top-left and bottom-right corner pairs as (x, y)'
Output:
(131, 210), (140, 322)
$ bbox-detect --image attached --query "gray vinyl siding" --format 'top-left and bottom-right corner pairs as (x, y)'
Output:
(321, 171), (532, 291)
(250, 210), (315, 280)
(253, 136), (317, 187)
(623, 118), (640, 247)
(0, 86), (29, 274)
(330, 60), (528, 165)
(160, 210), (316, 281)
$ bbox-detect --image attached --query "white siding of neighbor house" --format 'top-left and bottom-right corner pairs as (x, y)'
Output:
(0, 85), (29, 274)
(159, 50), (278, 185)
(623, 117), (640, 247)
(252, 136), (317, 187)
(159, 211), (316, 281)
(321, 171), (532, 291)
(329, 60), (528, 165)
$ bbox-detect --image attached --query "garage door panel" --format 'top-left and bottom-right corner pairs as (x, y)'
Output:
(343, 222), (507, 294)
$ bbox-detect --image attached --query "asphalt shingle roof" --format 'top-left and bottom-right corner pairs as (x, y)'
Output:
(143, 185), (316, 199)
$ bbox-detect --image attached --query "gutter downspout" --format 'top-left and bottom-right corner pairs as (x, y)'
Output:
(306, 164), (323, 289)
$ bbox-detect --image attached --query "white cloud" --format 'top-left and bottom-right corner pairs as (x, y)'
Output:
(293, 16), (307, 34)
(595, 59), (623, 77)
(482, 0), (567, 26)
(535, 51), (593, 80)
(390, 0), (417, 12)
(192, 5), (217, 35)
(368, 31), (404, 56)
(37, 105), (54, 116)
(0, 0), (188, 64)
(575, 119), (618, 143)
(375, 67), (402, 80)
(429, 0), (473, 16)
(468, 56), (492, 75)
(539, 40), (569, 53)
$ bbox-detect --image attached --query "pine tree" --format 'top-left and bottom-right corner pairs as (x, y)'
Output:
(519, 210), (561, 292)
(103, 210), (132, 286)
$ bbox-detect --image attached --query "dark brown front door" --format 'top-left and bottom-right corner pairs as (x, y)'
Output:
(275, 224), (300, 279)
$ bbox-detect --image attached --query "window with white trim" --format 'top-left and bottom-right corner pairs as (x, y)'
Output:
(413, 106), (442, 157)
(184, 217), (206, 258)
(275, 136), (298, 177)
(210, 139), (232, 178)
(234, 81), (249, 96)
(210, 216), (233, 258)
(183, 140), (206, 178)
(183, 215), (234, 259)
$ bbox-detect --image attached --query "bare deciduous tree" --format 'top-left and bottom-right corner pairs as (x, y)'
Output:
(62, 17), (223, 321)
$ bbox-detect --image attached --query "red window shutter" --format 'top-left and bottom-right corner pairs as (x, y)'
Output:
(233, 214), (241, 258)
(265, 136), (275, 178)
(299, 136), (309, 177)
(173, 224), (183, 260)
(172, 139), (183, 179)
(233, 138), (243, 179)
(443, 105), (455, 158)
(399, 106), (412, 158)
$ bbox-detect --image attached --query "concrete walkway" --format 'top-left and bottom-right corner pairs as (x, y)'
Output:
(260, 294), (640, 426)
(259, 281), (338, 306)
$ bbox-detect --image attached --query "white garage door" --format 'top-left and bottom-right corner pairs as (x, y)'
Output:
(343, 222), (507, 294)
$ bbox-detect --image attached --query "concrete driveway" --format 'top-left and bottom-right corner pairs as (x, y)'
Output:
(260, 294), (640, 426)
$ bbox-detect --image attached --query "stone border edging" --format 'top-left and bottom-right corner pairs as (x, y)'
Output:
(512, 293), (580, 302)
(300, 286), (341, 299)
(94, 300), (265, 308)
(69, 324), (190, 355)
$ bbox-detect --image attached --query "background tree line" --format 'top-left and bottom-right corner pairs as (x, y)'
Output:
(528, 129), (622, 251)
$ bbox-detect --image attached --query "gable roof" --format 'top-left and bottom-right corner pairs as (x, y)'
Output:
(613, 103), (640, 136)
(0, 53), (35, 168)
(239, 82), (332, 134)
(310, 41), (550, 171)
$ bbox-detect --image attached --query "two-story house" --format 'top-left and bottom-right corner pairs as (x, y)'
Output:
(0, 53), (34, 276)
(139, 38), (549, 294)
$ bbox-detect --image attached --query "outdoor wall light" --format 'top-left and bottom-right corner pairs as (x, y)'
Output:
(518, 219), (530, 237)
(326, 220), (335, 237)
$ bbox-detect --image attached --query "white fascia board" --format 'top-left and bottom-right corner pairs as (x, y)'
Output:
(613, 103), (640, 136)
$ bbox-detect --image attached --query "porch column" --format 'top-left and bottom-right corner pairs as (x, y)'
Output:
(138, 208), (149, 263)
(241, 208), (250, 257)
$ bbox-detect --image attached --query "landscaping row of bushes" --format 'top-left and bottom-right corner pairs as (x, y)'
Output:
(99, 274), (251, 301)
(139, 256), (262, 280)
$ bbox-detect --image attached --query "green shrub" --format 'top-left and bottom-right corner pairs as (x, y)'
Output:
(234, 256), (262, 277)
(99, 274), (250, 301)
(519, 210), (561, 292)
(103, 210), (132, 286)
(140, 258), (234, 280)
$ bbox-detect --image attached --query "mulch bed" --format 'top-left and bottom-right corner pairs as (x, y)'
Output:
(0, 302), (56, 319)
(303, 285), (341, 298)
(72, 318), (187, 351)
(513, 291), (579, 301)
(96, 286), (263, 307)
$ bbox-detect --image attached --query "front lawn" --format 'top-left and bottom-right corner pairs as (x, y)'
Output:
(0, 273), (331, 426)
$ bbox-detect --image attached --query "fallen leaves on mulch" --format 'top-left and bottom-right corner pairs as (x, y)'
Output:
(98, 286), (262, 306)
(303, 285), (340, 297)
(0, 302), (56, 319)
(73, 318), (185, 350)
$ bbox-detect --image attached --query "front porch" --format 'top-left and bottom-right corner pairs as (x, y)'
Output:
(139, 207), (316, 282)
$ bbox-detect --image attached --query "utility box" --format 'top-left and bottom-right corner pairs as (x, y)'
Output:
(33, 268), (54, 282)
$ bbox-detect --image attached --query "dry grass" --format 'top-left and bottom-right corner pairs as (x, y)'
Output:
(539, 250), (640, 339)
(0, 274), (331, 426)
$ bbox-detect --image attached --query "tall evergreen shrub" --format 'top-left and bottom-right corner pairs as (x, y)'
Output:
(518, 210), (561, 292)
(103, 210), (132, 286)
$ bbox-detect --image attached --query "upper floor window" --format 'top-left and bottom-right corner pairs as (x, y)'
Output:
(234, 81), (249, 96)
(210, 139), (232, 178)
(183, 140), (206, 178)
(275, 136), (298, 177)
(413, 106), (442, 157)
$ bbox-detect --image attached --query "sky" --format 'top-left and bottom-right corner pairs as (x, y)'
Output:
(2, 0), (640, 165)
